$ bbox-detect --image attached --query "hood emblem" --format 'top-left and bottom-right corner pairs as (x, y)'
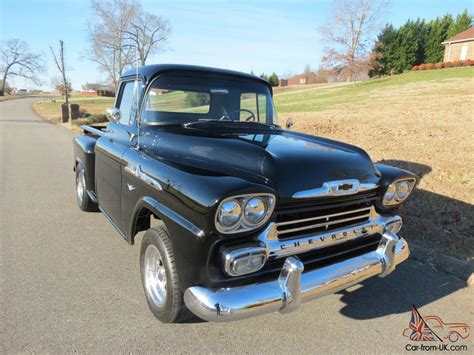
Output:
(292, 179), (378, 199)
(124, 163), (163, 191)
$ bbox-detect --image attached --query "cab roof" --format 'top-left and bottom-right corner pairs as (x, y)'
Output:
(121, 64), (270, 88)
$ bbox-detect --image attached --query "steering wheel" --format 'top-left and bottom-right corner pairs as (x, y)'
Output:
(219, 109), (256, 122)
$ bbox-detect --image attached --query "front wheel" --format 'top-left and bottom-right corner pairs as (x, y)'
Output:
(140, 226), (194, 323)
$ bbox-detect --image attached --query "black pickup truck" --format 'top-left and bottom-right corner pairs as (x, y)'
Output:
(73, 64), (416, 323)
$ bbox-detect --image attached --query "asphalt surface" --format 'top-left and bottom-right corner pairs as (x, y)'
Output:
(0, 98), (472, 353)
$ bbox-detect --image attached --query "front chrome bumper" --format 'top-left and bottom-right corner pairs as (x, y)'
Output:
(184, 232), (409, 322)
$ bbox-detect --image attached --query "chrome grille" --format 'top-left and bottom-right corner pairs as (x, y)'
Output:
(276, 206), (372, 239)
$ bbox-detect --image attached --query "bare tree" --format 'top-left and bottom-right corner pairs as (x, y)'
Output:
(0, 39), (45, 95)
(0, 80), (14, 95)
(87, 0), (140, 88)
(50, 40), (70, 104)
(319, 0), (389, 81)
(52, 77), (73, 97)
(87, 0), (171, 87)
(123, 12), (171, 66)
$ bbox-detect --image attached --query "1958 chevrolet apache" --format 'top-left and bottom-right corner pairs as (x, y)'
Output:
(73, 64), (417, 323)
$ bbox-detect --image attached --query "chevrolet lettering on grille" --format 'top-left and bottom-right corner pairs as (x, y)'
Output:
(279, 225), (373, 250)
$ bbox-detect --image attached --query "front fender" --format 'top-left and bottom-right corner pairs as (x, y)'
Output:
(129, 196), (204, 240)
(375, 163), (418, 189)
(130, 195), (213, 289)
(375, 163), (418, 211)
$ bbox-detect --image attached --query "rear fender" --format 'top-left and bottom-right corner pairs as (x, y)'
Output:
(73, 135), (97, 192)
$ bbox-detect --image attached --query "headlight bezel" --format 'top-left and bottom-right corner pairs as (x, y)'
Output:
(215, 193), (276, 234)
(382, 178), (416, 207)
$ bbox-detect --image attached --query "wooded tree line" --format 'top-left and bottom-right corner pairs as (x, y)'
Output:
(369, 10), (472, 77)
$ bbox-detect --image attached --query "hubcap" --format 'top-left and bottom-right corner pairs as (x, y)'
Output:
(76, 169), (85, 204)
(144, 245), (167, 307)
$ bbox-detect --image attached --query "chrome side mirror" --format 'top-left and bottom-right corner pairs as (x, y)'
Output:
(285, 117), (294, 130)
(107, 108), (121, 123)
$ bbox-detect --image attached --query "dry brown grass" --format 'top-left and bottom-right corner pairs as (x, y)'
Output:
(291, 78), (474, 261)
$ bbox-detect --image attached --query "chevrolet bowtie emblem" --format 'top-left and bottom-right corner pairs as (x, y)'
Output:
(338, 183), (354, 191)
(292, 179), (378, 199)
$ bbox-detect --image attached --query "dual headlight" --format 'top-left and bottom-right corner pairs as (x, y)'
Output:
(215, 194), (276, 234)
(382, 179), (416, 206)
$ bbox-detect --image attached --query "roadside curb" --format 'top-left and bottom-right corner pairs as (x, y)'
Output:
(410, 243), (473, 284)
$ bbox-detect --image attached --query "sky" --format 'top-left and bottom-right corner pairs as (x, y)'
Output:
(1, 0), (472, 90)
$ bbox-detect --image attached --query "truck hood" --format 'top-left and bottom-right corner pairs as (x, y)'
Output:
(140, 127), (379, 201)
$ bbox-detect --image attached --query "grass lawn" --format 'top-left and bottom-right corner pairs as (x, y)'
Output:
(272, 82), (343, 95)
(33, 95), (114, 127)
(282, 66), (474, 261)
(274, 66), (474, 113)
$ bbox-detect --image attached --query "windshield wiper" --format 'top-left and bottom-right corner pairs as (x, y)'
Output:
(184, 120), (280, 129)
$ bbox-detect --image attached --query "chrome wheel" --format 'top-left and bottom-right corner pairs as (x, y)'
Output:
(76, 168), (85, 204)
(144, 244), (167, 307)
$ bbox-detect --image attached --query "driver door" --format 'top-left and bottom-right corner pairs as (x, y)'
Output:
(95, 80), (140, 229)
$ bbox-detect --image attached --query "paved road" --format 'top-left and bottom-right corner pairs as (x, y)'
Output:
(0, 98), (472, 353)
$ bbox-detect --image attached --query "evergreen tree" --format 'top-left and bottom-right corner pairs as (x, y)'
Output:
(447, 10), (472, 38)
(368, 9), (472, 77)
(268, 72), (279, 87)
(425, 14), (453, 63)
(393, 19), (425, 73)
(369, 24), (398, 76)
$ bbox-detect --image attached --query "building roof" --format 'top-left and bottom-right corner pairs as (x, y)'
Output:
(121, 64), (268, 86)
(288, 73), (306, 80)
(442, 27), (474, 44)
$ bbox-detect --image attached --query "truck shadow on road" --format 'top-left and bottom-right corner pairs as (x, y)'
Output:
(337, 159), (471, 320)
(337, 260), (467, 320)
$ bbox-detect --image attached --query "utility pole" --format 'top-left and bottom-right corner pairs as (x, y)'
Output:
(50, 40), (69, 104)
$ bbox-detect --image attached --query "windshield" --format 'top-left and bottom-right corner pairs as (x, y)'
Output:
(141, 74), (278, 126)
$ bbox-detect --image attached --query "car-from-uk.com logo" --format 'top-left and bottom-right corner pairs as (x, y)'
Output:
(403, 305), (470, 352)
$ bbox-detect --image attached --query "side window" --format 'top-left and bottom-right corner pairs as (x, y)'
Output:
(118, 81), (139, 125)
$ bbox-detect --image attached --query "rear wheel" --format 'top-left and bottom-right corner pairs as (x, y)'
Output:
(75, 163), (97, 212)
(140, 226), (194, 323)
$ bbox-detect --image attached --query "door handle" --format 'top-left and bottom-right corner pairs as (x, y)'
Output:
(129, 132), (138, 141)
